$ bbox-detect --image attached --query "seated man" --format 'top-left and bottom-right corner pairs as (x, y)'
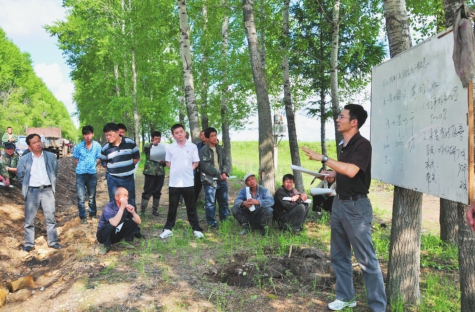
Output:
(274, 174), (310, 233)
(232, 173), (274, 236)
(1, 142), (19, 183)
(312, 175), (336, 214)
(96, 187), (142, 255)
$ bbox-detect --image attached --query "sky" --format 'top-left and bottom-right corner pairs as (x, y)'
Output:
(0, 0), (370, 142)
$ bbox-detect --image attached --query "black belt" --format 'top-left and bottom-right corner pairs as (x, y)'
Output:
(337, 194), (367, 201)
(29, 185), (51, 189)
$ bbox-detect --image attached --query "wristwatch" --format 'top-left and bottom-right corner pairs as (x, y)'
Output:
(321, 155), (329, 163)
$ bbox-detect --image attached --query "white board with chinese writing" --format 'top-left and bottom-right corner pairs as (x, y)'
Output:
(371, 30), (473, 204)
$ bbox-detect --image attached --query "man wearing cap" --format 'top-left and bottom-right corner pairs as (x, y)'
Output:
(17, 133), (61, 252)
(232, 173), (274, 236)
(2, 126), (17, 145)
(302, 104), (386, 311)
(273, 174), (310, 233)
(1, 142), (19, 182)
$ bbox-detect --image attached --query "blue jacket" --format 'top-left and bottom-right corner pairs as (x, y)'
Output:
(17, 151), (58, 199)
(233, 185), (274, 211)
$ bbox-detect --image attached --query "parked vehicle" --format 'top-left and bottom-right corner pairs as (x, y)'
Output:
(26, 128), (69, 159)
(15, 135), (29, 156)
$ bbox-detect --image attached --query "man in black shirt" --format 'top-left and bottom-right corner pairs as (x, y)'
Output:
(302, 104), (386, 312)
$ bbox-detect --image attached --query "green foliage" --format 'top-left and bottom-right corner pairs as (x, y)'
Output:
(0, 28), (76, 139)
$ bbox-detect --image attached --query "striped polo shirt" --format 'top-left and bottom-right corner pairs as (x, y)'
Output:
(101, 137), (140, 177)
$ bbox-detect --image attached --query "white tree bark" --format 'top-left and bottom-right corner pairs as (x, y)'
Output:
(282, 0), (303, 192)
(242, 0), (275, 192)
(177, 0), (201, 143)
(221, 0), (232, 170)
(330, 0), (342, 149)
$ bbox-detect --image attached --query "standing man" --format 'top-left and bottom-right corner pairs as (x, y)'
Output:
(232, 173), (274, 236)
(194, 130), (208, 203)
(302, 104), (386, 311)
(273, 174), (310, 233)
(140, 131), (166, 216)
(101, 123), (140, 207)
(1, 142), (19, 182)
(159, 124), (204, 239)
(117, 123), (128, 138)
(17, 133), (61, 252)
(2, 126), (17, 146)
(199, 127), (230, 229)
(73, 125), (102, 224)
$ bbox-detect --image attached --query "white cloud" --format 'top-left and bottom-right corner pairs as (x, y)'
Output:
(34, 63), (64, 88)
(0, 0), (66, 37)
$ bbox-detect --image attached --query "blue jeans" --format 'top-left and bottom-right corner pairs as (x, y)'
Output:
(106, 173), (136, 208)
(76, 173), (98, 218)
(330, 196), (387, 311)
(24, 187), (58, 247)
(204, 181), (229, 226)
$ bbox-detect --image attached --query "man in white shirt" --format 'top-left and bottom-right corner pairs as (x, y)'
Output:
(159, 124), (204, 239)
(17, 134), (61, 252)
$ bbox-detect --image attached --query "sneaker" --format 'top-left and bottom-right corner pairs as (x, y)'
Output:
(238, 227), (250, 235)
(159, 229), (173, 239)
(120, 241), (136, 249)
(23, 246), (35, 252)
(210, 223), (218, 230)
(98, 245), (111, 255)
(328, 299), (357, 310)
(80, 218), (88, 224)
(193, 231), (204, 239)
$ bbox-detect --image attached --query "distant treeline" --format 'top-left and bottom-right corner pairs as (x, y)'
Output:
(0, 28), (77, 140)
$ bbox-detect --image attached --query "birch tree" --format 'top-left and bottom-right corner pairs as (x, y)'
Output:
(243, 0), (275, 192)
(383, 0), (423, 306)
(177, 0), (201, 142)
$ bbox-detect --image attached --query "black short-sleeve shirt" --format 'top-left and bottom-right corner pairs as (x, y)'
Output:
(336, 132), (372, 196)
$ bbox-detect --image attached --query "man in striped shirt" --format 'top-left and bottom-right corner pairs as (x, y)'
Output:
(101, 123), (141, 208)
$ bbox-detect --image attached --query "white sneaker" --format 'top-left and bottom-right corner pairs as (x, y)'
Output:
(328, 299), (357, 310)
(159, 229), (173, 239)
(193, 231), (204, 239)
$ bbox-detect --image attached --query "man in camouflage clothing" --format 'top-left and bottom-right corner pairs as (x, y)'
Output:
(140, 131), (166, 216)
(2, 126), (18, 146)
(1, 142), (19, 182)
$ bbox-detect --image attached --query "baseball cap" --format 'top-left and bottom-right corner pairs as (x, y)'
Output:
(4, 142), (15, 149)
(243, 173), (256, 183)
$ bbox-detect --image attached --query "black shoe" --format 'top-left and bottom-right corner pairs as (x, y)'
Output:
(23, 246), (35, 252)
(80, 218), (88, 224)
(50, 243), (62, 250)
(260, 228), (268, 237)
(210, 223), (219, 230)
(89, 214), (97, 219)
(152, 210), (159, 216)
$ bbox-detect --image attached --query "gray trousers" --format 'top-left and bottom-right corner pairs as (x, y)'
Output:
(24, 187), (59, 247)
(331, 196), (386, 312)
(231, 206), (273, 229)
(278, 203), (309, 231)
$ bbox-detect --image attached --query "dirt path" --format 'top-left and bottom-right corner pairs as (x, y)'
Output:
(0, 158), (442, 311)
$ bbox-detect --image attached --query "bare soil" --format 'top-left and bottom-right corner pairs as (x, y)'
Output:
(0, 158), (442, 311)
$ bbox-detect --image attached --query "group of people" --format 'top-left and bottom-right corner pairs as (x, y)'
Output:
(4, 103), (475, 312)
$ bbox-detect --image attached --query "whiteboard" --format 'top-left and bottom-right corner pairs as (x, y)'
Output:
(371, 30), (473, 204)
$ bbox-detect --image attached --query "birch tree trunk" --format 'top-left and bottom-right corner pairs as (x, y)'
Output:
(439, 0), (464, 244)
(200, 0), (209, 130)
(177, 0), (201, 143)
(242, 0), (275, 193)
(384, 0), (422, 306)
(330, 0), (343, 150)
(458, 203), (475, 311)
(282, 0), (303, 192)
(131, 47), (140, 144)
(221, 0), (232, 170)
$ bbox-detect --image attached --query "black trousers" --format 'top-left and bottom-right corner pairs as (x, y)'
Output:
(164, 186), (203, 231)
(194, 170), (202, 203)
(96, 219), (138, 247)
(142, 174), (165, 200)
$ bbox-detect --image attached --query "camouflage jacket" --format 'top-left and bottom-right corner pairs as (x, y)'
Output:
(143, 142), (166, 176)
(0, 161), (8, 180)
(2, 133), (17, 144)
(1, 153), (19, 178)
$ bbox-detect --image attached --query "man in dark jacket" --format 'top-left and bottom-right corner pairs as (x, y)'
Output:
(273, 174), (310, 233)
(199, 127), (230, 228)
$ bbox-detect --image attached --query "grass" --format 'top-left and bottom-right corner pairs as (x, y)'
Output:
(121, 140), (461, 311)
